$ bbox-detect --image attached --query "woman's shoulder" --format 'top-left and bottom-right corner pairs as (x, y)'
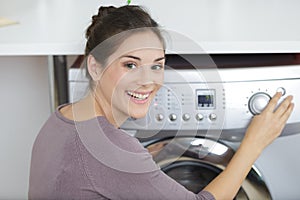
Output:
(77, 117), (159, 176)
(78, 116), (145, 153)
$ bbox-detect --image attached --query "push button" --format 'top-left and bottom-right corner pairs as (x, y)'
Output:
(209, 113), (217, 121)
(276, 87), (286, 96)
(195, 113), (204, 121)
(182, 113), (191, 121)
(169, 113), (177, 121)
(156, 114), (164, 121)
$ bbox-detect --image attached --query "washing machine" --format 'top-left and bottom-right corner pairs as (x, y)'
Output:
(120, 54), (300, 199)
(69, 54), (300, 199)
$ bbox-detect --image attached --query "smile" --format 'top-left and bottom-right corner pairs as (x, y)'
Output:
(126, 90), (151, 101)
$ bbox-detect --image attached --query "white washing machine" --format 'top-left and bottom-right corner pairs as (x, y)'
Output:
(69, 54), (300, 199)
(255, 134), (300, 199)
(68, 67), (89, 103)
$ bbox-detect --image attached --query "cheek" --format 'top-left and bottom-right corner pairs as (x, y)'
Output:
(106, 69), (129, 97)
(154, 71), (164, 86)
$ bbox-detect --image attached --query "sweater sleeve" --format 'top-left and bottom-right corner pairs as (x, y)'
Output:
(77, 127), (215, 200)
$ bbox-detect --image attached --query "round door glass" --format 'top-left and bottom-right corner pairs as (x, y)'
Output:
(162, 161), (248, 200)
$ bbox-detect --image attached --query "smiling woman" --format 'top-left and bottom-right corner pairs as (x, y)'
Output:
(28, 4), (294, 200)
(86, 31), (166, 125)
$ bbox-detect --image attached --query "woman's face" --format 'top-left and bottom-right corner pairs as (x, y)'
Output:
(93, 31), (165, 122)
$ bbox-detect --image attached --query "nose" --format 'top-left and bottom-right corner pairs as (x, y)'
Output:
(136, 66), (155, 86)
(126, 65), (163, 87)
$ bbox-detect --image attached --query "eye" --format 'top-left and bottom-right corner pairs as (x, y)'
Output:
(124, 62), (137, 70)
(151, 64), (163, 70)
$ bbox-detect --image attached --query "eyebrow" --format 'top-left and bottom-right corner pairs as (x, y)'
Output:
(121, 55), (165, 62)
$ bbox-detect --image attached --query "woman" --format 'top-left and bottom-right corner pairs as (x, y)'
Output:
(29, 5), (294, 200)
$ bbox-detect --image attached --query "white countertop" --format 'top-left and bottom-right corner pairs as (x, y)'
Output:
(1, 0), (300, 55)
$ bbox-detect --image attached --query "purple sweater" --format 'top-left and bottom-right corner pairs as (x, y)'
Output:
(29, 106), (215, 200)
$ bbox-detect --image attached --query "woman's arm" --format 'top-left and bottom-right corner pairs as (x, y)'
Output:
(203, 92), (294, 200)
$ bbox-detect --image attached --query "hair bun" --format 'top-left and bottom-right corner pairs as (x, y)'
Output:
(96, 6), (117, 20)
(86, 6), (117, 39)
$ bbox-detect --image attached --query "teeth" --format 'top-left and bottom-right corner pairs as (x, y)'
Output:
(127, 91), (150, 100)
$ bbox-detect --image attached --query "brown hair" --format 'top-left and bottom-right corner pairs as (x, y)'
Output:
(83, 5), (165, 89)
(84, 5), (165, 88)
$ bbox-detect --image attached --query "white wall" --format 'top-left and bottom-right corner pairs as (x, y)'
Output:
(0, 56), (51, 199)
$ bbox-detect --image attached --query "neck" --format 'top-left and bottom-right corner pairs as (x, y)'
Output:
(84, 91), (128, 128)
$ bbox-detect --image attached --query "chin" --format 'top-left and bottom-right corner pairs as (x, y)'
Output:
(129, 108), (149, 119)
(128, 100), (152, 119)
(130, 112), (147, 119)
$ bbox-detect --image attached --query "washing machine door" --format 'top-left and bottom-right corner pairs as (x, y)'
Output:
(145, 137), (271, 200)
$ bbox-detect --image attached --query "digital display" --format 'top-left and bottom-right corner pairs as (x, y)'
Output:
(196, 90), (215, 109)
(198, 95), (213, 105)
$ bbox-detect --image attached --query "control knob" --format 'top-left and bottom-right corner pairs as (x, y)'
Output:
(248, 92), (271, 115)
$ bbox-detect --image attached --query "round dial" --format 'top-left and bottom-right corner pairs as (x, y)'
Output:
(248, 92), (271, 115)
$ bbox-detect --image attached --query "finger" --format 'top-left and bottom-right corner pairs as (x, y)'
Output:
(264, 92), (282, 113)
(275, 95), (293, 116)
(280, 102), (294, 123)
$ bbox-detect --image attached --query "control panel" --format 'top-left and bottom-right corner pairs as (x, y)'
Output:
(121, 67), (300, 139)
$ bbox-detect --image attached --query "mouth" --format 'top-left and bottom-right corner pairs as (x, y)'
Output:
(126, 90), (152, 103)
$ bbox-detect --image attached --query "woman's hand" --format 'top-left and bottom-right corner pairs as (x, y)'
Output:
(243, 92), (294, 152)
(204, 92), (295, 200)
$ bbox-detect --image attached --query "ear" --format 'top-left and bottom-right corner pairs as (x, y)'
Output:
(87, 55), (102, 81)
